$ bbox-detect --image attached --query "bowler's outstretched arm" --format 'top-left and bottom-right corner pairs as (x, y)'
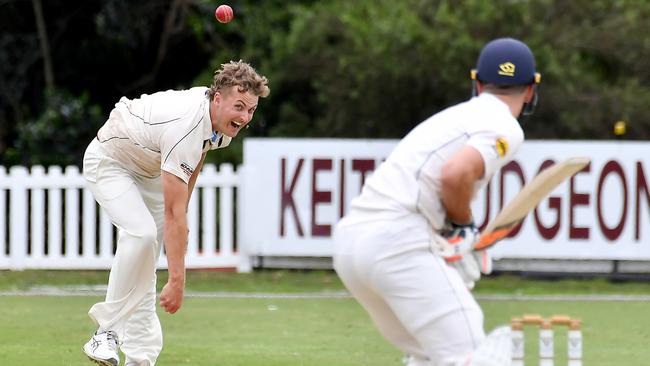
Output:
(160, 171), (189, 314)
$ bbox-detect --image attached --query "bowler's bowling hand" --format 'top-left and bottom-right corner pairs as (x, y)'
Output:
(160, 280), (184, 314)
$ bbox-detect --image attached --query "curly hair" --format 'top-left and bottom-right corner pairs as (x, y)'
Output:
(207, 60), (270, 100)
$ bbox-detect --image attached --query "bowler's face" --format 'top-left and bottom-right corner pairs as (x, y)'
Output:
(210, 86), (259, 138)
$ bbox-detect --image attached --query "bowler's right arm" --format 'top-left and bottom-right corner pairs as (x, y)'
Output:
(159, 171), (189, 314)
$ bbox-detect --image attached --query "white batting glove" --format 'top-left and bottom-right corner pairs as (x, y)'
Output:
(446, 250), (492, 290)
(431, 222), (480, 261)
(430, 222), (492, 288)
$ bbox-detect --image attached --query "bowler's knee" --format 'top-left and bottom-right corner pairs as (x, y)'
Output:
(124, 223), (158, 254)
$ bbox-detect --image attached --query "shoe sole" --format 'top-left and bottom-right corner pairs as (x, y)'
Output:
(82, 348), (118, 366)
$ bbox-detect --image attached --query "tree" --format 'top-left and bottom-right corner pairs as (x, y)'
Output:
(240, 0), (650, 141)
(0, 0), (227, 165)
(4, 0), (650, 167)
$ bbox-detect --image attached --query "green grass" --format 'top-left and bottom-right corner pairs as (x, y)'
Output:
(1, 270), (650, 365)
(481, 300), (650, 366)
(477, 272), (650, 295)
(0, 269), (345, 293)
(3, 269), (650, 294)
(0, 296), (401, 366)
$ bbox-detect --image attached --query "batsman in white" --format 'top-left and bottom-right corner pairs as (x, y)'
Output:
(81, 60), (270, 366)
(333, 37), (541, 365)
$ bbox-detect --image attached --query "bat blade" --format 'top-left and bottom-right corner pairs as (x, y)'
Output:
(474, 157), (590, 250)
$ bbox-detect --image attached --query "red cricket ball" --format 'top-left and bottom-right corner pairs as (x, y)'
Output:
(215, 5), (234, 24)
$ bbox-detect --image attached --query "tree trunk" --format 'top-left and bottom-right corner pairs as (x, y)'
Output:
(32, 0), (55, 90)
(123, 0), (189, 93)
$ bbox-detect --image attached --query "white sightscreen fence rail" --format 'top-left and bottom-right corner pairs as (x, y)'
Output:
(0, 164), (243, 271)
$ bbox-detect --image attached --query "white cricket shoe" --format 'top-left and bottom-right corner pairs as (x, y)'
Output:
(82, 330), (120, 366)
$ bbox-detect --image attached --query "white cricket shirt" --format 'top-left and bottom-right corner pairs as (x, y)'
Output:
(342, 92), (524, 243)
(96, 87), (231, 183)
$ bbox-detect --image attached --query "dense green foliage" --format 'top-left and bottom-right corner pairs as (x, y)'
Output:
(2, 0), (650, 166)
(4, 89), (103, 166)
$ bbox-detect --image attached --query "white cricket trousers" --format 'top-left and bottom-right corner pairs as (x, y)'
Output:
(333, 220), (485, 366)
(83, 138), (164, 365)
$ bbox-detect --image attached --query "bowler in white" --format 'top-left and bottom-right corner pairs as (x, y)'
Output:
(81, 60), (269, 366)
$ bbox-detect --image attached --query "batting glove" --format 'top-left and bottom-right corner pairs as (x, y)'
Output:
(445, 250), (492, 289)
(432, 222), (480, 262)
(430, 222), (491, 289)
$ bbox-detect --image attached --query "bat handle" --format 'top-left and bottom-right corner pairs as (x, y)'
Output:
(474, 225), (516, 250)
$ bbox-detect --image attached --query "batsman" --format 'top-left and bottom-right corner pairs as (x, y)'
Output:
(81, 60), (269, 366)
(333, 37), (541, 365)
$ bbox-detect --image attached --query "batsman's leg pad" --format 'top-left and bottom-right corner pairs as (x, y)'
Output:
(471, 326), (512, 366)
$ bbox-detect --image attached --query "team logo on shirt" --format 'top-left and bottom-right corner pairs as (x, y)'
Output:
(495, 138), (508, 157)
(498, 62), (515, 77)
(180, 162), (194, 177)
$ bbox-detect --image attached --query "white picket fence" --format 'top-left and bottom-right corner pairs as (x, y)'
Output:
(0, 164), (248, 271)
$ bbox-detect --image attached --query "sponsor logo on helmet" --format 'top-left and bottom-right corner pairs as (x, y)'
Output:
(497, 62), (515, 77)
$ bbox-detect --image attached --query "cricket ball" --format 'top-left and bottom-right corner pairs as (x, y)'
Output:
(215, 5), (234, 24)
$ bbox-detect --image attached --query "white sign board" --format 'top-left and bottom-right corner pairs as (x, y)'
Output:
(241, 139), (650, 260)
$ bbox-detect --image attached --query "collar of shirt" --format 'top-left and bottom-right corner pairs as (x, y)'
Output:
(477, 92), (511, 116)
(202, 90), (215, 141)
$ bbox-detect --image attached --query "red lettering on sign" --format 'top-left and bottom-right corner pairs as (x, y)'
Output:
(569, 162), (591, 239)
(277, 154), (647, 243)
(597, 160), (627, 241)
(352, 159), (375, 187)
(312, 159), (333, 237)
(280, 158), (304, 237)
(636, 162), (650, 240)
(534, 160), (561, 240)
(500, 161), (525, 238)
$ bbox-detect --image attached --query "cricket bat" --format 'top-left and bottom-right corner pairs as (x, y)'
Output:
(474, 157), (591, 250)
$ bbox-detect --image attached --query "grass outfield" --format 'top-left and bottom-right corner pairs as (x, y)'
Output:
(1, 270), (650, 365)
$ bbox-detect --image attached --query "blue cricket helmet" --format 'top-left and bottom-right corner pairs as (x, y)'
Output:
(474, 37), (539, 85)
(470, 37), (541, 116)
